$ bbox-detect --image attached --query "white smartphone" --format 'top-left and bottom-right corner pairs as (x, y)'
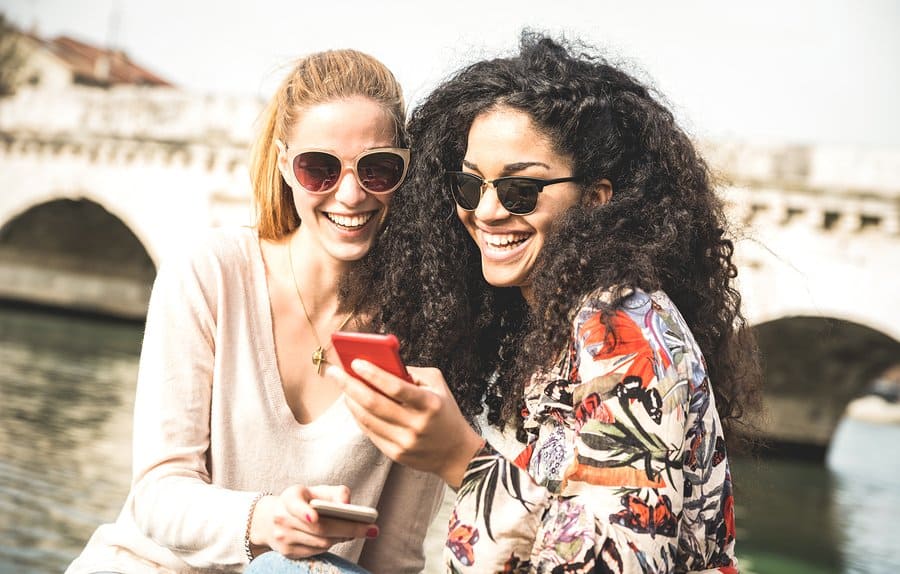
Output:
(309, 499), (378, 524)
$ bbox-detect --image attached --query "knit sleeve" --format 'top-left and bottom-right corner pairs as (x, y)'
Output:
(127, 236), (259, 569)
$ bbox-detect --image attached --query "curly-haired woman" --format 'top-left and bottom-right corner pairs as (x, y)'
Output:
(331, 31), (762, 573)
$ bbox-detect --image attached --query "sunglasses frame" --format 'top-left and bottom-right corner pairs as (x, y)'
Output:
(279, 142), (410, 195)
(445, 171), (578, 215)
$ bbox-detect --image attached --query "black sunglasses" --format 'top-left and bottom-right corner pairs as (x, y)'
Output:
(445, 171), (578, 215)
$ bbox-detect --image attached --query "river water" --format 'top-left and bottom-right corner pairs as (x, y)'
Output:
(1, 305), (899, 574)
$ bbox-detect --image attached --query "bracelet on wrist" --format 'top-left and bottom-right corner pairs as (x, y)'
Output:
(244, 491), (271, 563)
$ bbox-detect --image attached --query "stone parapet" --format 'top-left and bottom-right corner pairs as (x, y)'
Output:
(701, 140), (900, 197)
(0, 85), (264, 144)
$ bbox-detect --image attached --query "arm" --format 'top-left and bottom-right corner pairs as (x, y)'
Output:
(326, 362), (486, 489)
(328, 291), (735, 572)
(129, 241), (373, 567)
(446, 291), (737, 573)
(128, 242), (256, 568)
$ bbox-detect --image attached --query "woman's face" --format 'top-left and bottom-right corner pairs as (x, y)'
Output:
(278, 96), (397, 263)
(456, 107), (580, 296)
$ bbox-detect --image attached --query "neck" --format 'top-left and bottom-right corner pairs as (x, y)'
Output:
(288, 229), (351, 315)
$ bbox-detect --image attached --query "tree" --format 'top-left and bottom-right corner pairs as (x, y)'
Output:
(0, 13), (24, 96)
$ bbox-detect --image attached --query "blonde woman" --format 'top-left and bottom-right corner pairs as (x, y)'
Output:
(66, 50), (443, 574)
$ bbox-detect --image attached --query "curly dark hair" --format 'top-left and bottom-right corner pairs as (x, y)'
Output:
(345, 31), (761, 445)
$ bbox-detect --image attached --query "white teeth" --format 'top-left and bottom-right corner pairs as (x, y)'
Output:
(325, 212), (374, 229)
(483, 232), (530, 248)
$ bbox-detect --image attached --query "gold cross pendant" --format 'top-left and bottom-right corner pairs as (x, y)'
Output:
(311, 346), (326, 375)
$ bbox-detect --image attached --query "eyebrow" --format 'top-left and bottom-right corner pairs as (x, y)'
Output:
(462, 159), (552, 176)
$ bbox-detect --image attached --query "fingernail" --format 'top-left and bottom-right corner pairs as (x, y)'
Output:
(306, 513), (313, 522)
(366, 526), (379, 539)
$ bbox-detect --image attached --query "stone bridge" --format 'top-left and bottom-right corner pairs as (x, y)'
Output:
(705, 142), (900, 449)
(1, 86), (898, 450)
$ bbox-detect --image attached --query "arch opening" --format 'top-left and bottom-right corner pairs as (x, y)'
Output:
(0, 198), (156, 319)
(753, 316), (900, 456)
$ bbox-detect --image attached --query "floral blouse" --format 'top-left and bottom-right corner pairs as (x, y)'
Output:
(445, 288), (738, 573)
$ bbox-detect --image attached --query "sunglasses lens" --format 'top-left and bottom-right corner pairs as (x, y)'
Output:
(357, 152), (406, 192)
(496, 179), (540, 214)
(448, 173), (483, 210)
(294, 152), (341, 192)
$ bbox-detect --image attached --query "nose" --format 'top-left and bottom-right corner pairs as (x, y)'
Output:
(472, 181), (510, 221)
(332, 168), (368, 206)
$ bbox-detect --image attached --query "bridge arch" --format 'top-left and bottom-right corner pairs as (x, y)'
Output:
(753, 315), (900, 450)
(0, 196), (156, 319)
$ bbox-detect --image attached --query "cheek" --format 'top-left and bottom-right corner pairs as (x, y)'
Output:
(291, 188), (309, 211)
(524, 212), (558, 241)
(455, 206), (478, 241)
(291, 188), (325, 216)
(376, 192), (394, 210)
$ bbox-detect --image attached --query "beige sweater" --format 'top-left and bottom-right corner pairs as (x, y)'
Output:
(66, 227), (444, 574)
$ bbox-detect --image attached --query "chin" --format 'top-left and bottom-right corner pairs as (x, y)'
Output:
(482, 266), (526, 289)
(329, 243), (375, 262)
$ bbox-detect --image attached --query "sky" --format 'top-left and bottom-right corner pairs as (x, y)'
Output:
(3, 0), (899, 148)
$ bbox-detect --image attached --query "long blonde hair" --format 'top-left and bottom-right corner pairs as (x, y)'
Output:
(250, 50), (406, 240)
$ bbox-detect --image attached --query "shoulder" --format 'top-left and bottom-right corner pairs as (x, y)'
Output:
(149, 226), (263, 309)
(157, 226), (259, 277)
(571, 286), (687, 333)
(570, 286), (698, 363)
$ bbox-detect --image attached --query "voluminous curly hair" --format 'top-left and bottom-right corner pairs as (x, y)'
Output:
(345, 31), (761, 445)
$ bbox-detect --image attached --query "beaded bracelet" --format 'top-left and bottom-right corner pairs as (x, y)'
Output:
(244, 491), (271, 562)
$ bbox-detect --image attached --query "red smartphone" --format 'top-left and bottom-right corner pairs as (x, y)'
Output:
(331, 332), (413, 383)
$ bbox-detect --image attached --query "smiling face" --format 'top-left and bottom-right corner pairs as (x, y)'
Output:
(278, 96), (398, 264)
(456, 107), (581, 299)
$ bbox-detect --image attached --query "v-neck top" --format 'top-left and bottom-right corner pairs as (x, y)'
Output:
(67, 227), (444, 574)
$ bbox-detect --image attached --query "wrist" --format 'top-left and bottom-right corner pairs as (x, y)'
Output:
(441, 429), (486, 489)
(246, 493), (274, 559)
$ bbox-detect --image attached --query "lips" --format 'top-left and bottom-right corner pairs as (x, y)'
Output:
(483, 232), (530, 248)
(477, 229), (533, 261)
(324, 210), (377, 231)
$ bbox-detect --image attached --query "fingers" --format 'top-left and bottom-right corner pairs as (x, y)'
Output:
(327, 361), (441, 414)
(351, 359), (418, 398)
(270, 517), (376, 559)
(326, 361), (475, 479)
(268, 485), (378, 559)
(342, 396), (410, 455)
(325, 364), (412, 424)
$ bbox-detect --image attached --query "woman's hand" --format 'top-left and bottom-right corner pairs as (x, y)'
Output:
(326, 361), (485, 488)
(248, 484), (377, 559)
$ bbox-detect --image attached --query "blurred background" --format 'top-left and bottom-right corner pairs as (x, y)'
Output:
(0, 1), (898, 573)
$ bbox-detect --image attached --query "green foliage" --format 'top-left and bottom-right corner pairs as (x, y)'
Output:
(0, 13), (24, 96)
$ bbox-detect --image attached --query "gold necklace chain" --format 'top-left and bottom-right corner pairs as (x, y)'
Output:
(287, 238), (354, 375)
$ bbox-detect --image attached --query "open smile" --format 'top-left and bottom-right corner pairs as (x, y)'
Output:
(324, 210), (378, 231)
(478, 230), (533, 261)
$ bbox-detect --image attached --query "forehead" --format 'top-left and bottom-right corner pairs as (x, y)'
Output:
(285, 96), (395, 150)
(465, 107), (566, 167)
